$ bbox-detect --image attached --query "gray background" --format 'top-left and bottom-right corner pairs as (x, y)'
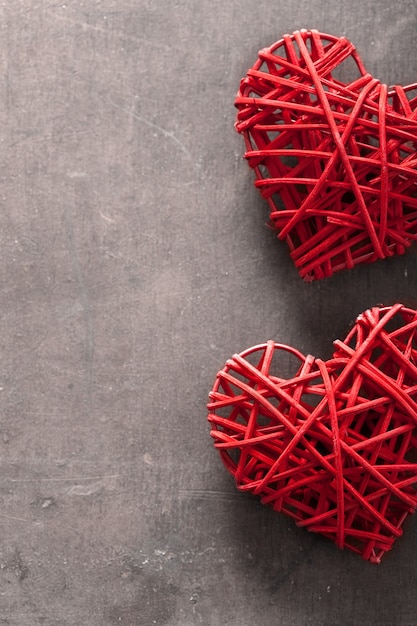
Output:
(1, 1), (417, 624)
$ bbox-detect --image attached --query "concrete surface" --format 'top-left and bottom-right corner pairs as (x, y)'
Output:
(1, 1), (417, 624)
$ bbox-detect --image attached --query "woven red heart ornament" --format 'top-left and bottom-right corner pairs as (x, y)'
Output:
(235, 30), (417, 281)
(208, 304), (417, 563)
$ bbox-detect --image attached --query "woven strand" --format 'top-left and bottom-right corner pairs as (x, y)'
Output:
(235, 30), (417, 280)
(208, 305), (417, 563)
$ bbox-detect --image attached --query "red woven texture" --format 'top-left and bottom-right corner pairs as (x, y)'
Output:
(235, 30), (417, 281)
(208, 304), (417, 563)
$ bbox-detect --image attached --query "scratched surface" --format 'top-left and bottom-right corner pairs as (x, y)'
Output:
(1, 1), (417, 624)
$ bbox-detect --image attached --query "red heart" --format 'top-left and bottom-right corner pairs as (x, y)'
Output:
(235, 30), (417, 281)
(207, 304), (417, 563)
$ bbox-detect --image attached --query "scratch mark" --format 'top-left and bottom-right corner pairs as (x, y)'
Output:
(99, 211), (116, 223)
(109, 99), (199, 172)
(67, 475), (118, 496)
(8, 128), (93, 149)
(63, 204), (95, 394)
(67, 171), (89, 179)
(46, 8), (174, 52)
(3, 473), (124, 483)
(200, 344), (226, 366)
(179, 489), (251, 502)
(0, 513), (29, 523)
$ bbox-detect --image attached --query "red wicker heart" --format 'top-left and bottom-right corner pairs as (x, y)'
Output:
(235, 30), (417, 281)
(208, 304), (417, 563)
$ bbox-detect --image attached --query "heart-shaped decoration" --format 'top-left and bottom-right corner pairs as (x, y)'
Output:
(235, 30), (417, 281)
(208, 304), (417, 563)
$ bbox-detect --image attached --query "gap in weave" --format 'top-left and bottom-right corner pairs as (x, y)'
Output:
(371, 423), (410, 461)
(268, 33), (324, 62)
(256, 411), (275, 428)
(211, 399), (248, 422)
(246, 133), (257, 151)
(302, 430), (333, 456)
(344, 311), (409, 352)
(344, 529), (378, 558)
(258, 61), (268, 75)
(295, 183), (309, 196)
(328, 54), (363, 87)
(284, 34), (323, 65)
(224, 371), (252, 392)
(391, 431), (414, 457)
(300, 391), (322, 410)
(271, 193), (286, 211)
(400, 142), (417, 160)
(266, 130), (279, 142)
(291, 40), (303, 63)
(287, 496), (318, 519)
(272, 39), (300, 63)
(269, 33), (363, 85)
(299, 374), (326, 411)
(240, 407), (276, 432)
(357, 411), (383, 440)
(258, 163), (271, 179)
(303, 36), (313, 55)
(225, 446), (240, 467)
(356, 144), (378, 161)
(406, 89), (417, 111)
(404, 442), (417, 464)
(379, 311), (410, 334)
(258, 59), (292, 82)
(341, 191), (355, 204)
(282, 155), (299, 170)
(365, 135), (380, 150)
(284, 229), (303, 250)
(244, 346), (305, 381)
(367, 346), (386, 366)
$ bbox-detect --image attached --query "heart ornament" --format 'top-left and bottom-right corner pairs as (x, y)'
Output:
(235, 30), (417, 281)
(208, 304), (417, 563)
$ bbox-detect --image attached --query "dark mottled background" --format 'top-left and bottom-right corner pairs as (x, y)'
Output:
(0, 1), (417, 624)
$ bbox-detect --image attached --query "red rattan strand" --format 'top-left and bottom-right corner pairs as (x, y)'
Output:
(235, 30), (417, 281)
(207, 304), (417, 563)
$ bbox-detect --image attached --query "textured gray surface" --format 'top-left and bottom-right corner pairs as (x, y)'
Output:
(1, 1), (417, 624)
